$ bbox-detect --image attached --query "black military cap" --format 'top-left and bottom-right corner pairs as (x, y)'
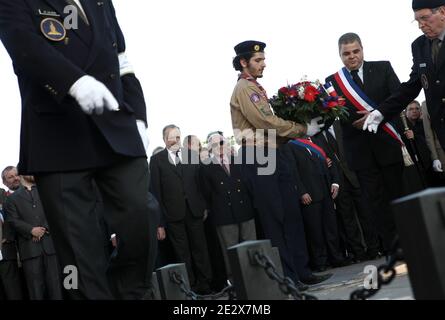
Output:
(234, 40), (266, 56)
(412, 0), (445, 10)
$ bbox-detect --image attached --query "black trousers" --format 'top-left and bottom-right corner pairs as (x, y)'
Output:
(335, 175), (380, 257)
(0, 260), (24, 300)
(301, 195), (343, 268)
(167, 204), (212, 289)
(22, 253), (62, 300)
(35, 157), (158, 300)
(239, 146), (312, 282)
(355, 162), (404, 252)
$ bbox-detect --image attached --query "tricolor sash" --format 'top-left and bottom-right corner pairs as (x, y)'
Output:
(333, 67), (403, 146)
(290, 139), (327, 162)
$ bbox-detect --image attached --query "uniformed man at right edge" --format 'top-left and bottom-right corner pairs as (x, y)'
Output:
(363, 0), (445, 188)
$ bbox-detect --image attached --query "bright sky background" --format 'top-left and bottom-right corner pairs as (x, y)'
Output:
(0, 0), (423, 189)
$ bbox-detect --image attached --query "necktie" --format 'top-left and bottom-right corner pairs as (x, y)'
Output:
(65, 0), (90, 26)
(350, 69), (364, 90)
(175, 151), (181, 166)
(220, 156), (230, 175)
(431, 38), (442, 65)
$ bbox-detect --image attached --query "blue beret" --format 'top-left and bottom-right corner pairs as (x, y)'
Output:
(412, 0), (445, 10)
(234, 40), (266, 56)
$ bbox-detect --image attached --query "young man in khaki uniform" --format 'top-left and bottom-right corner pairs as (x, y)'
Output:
(230, 41), (331, 287)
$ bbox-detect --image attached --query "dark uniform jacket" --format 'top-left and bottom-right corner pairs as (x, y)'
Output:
(149, 149), (206, 224)
(326, 61), (404, 170)
(200, 158), (254, 226)
(0, 0), (147, 174)
(377, 35), (445, 151)
(4, 186), (56, 261)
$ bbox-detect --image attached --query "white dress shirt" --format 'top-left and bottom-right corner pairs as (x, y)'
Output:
(347, 63), (364, 82)
(167, 148), (182, 166)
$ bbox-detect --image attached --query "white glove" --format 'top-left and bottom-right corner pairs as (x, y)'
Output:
(69, 75), (119, 115)
(136, 120), (149, 152)
(363, 110), (384, 133)
(306, 116), (325, 137)
(432, 159), (443, 172)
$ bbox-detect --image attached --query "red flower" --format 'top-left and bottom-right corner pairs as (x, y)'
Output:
(288, 89), (298, 98)
(279, 87), (289, 95)
(327, 101), (338, 109)
(304, 86), (319, 102)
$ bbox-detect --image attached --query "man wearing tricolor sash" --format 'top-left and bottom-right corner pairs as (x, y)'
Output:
(325, 33), (405, 254)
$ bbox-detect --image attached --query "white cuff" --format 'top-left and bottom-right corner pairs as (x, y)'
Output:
(332, 183), (340, 188)
(119, 52), (135, 76)
(110, 233), (116, 240)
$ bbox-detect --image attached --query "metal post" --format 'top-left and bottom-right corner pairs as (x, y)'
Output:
(392, 188), (445, 299)
(228, 240), (288, 300)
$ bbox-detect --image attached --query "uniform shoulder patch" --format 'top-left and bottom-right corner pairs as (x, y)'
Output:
(250, 93), (261, 104)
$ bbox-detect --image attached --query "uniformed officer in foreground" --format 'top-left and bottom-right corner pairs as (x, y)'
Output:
(363, 0), (445, 186)
(230, 40), (331, 287)
(0, 0), (157, 299)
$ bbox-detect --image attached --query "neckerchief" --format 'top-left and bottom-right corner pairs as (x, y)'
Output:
(239, 73), (268, 100)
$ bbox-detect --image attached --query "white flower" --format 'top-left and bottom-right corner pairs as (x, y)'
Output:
(298, 85), (305, 99)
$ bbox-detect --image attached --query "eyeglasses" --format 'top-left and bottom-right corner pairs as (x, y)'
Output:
(211, 141), (225, 148)
(413, 8), (440, 24)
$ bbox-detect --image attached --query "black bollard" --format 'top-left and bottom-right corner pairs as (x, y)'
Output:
(228, 240), (289, 300)
(156, 263), (190, 300)
(392, 188), (445, 300)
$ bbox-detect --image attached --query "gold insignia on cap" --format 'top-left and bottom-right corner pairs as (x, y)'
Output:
(40, 18), (66, 42)
(254, 45), (260, 51)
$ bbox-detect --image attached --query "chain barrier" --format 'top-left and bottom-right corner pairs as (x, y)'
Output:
(169, 272), (235, 300)
(253, 251), (318, 300)
(350, 243), (405, 300)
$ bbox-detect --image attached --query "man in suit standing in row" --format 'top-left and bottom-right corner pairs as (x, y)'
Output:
(200, 132), (256, 283)
(149, 125), (212, 294)
(313, 125), (378, 262)
(0, 166), (24, 300)
(0, 0), (157, 299)
(5, 175), (62, 300)
(326, 33), (405, 254)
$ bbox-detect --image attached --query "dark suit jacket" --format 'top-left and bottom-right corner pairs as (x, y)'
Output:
(149, 148), (206, 224)
(377, 35), (445, 151)
(1, 191), (19, 261)
(0, 188), (6, 210)
(4, 187), (56, 260)
(313, 125), (360, 189)
(282, 142), (339, 203)
(200, 157), (254, 226)
(0, 0), (147, 174)
(326, 61), (404, 170)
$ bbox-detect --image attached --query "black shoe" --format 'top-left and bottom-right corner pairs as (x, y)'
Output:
(296, 281), (309, 292)
(193, 284), (213, 295)
(331, 259), (350, 268)
(300, 273), (333, 285)
(353, 253), (368, 263)
(139, 288), (156, 300)
(313, 265), (328, 273)
(366, 251), (382, 261)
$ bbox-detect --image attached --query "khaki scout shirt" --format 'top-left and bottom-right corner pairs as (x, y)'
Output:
(230, 78), (306, 146)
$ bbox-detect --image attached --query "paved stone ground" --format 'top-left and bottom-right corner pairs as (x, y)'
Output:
(307, 258), (414, 300)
